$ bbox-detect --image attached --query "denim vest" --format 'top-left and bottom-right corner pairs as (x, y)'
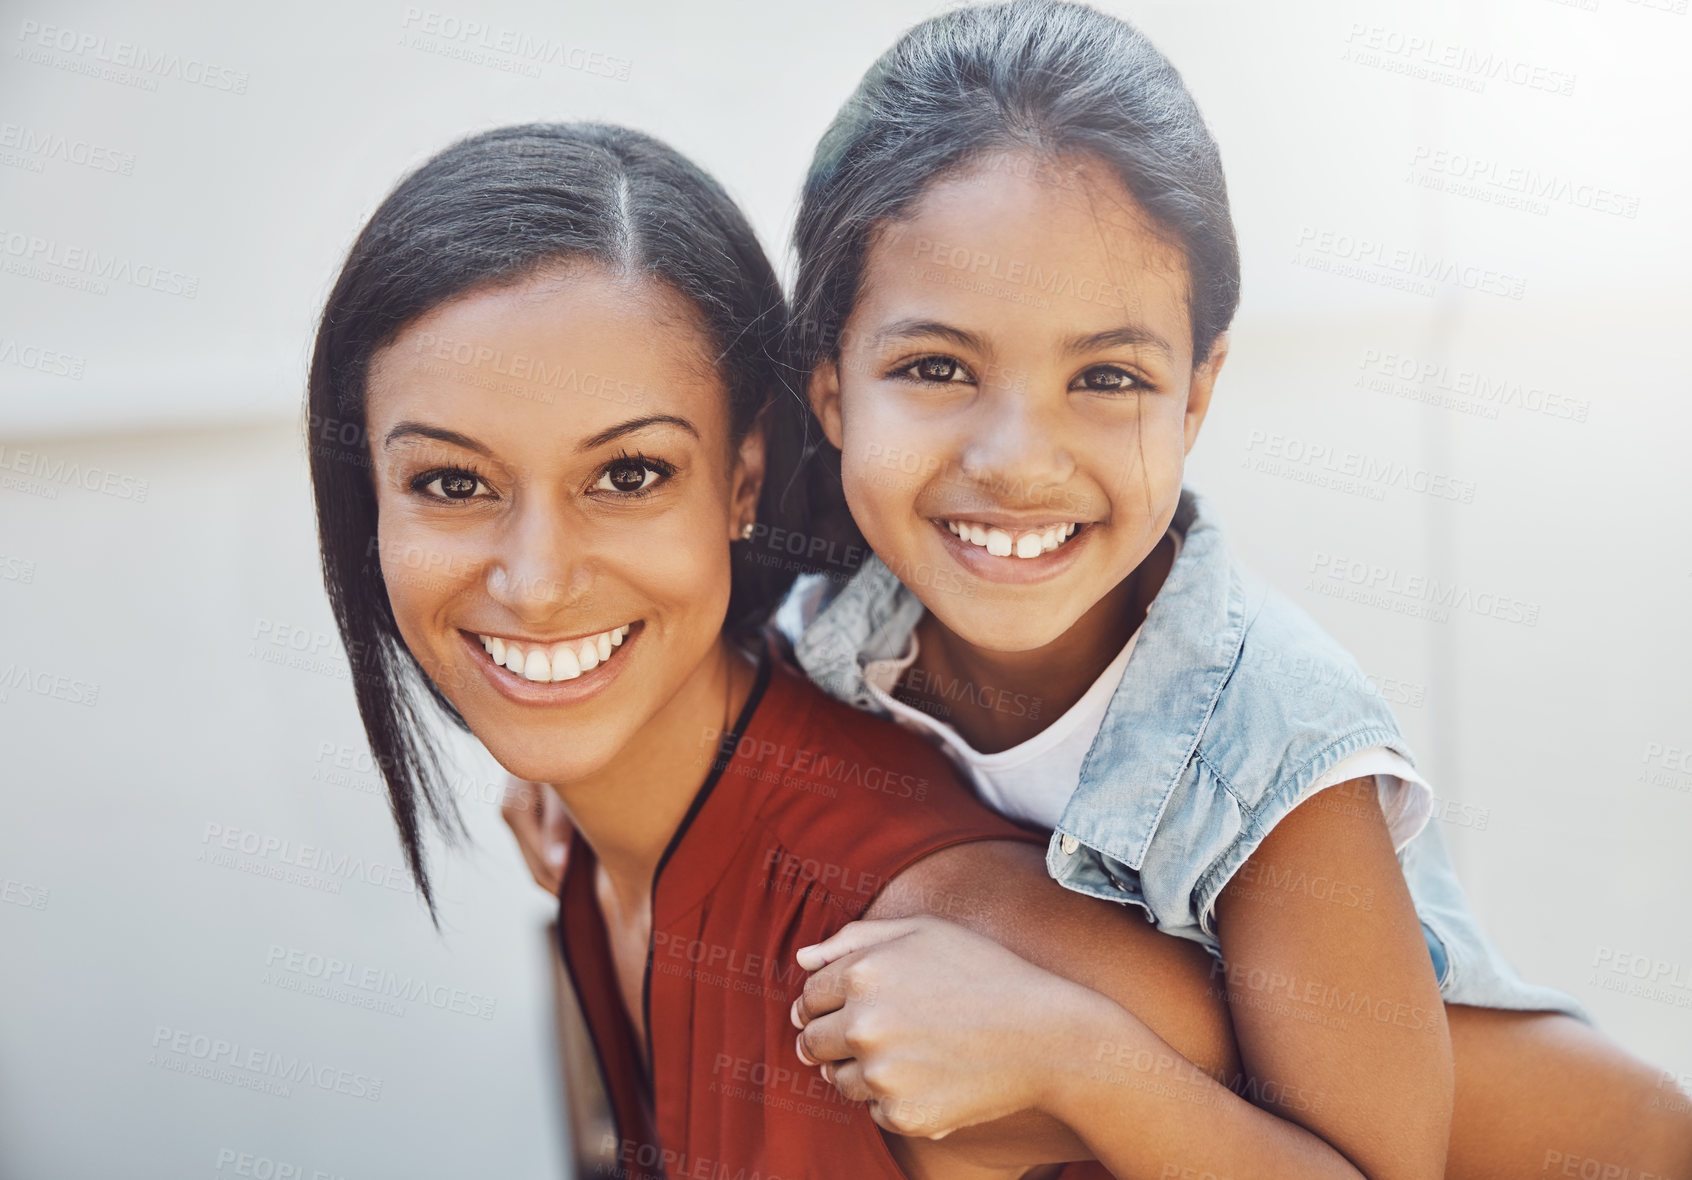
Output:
(778, 488), (1584, 1020)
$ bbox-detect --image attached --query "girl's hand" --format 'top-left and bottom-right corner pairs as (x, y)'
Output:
(790, 915), (1109, 1140)
(499, 775), (571, 896)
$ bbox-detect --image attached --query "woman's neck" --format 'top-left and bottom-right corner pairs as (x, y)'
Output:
(553, 636), (756, 911)
(905, 534), (1174, 754)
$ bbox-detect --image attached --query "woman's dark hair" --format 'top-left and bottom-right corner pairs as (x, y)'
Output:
(792, 0), (1239, 385)
(307, 123), (803, 923)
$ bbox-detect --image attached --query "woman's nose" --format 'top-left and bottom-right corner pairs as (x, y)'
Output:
(484, 501), (593, 620)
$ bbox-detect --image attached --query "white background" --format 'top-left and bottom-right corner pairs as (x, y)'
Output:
(2, 0), (1689, 1176)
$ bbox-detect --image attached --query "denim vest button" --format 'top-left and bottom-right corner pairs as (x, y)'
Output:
(1060, 834), (1080, 855)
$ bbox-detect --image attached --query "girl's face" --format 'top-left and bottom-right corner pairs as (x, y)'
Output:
(364, 266), (762, 786)
(810, 151), (1226, 653)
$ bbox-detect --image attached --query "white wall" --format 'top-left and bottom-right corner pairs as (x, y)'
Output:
(3, 0), (1689, 1175)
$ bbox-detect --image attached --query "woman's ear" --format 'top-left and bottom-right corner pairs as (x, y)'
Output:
(807, 361), (845, 451)
(1183, 332), (1229, 455)
(729, 411), (768, 538)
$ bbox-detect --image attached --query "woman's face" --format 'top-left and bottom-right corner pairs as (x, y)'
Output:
(364, 265), (762, 785)
(811, 151), (1227, 653)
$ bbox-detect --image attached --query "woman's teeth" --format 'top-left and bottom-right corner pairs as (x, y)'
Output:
(942, 520), (1078, 559)
(477, 625), (632, 683)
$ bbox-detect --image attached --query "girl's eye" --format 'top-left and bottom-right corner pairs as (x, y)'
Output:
(414, 469), (491, 500)
(1074, 365), (1142, 394)
(595, 458), (669, 495)
(903, 355), (973, 384)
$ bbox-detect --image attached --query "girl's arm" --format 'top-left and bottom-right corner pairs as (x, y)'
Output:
(1210, 778), (1453, 1176)
(797, 822), (1430, 1178)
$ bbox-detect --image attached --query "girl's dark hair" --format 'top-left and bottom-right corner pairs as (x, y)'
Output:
(792, 0), (1240, 380)
(307, 123), (802, 923)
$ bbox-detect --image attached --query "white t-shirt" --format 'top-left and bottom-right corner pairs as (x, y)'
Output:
(861, 534), (1432, 850)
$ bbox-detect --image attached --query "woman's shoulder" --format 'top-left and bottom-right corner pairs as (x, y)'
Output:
(751, 644), (1032, 868)
(758, 647), (972, 805)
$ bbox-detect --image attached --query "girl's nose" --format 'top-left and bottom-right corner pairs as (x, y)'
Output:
(954, 388), (1077, 498)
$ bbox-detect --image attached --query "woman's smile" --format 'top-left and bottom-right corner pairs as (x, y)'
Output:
(458, 620), (644, 707)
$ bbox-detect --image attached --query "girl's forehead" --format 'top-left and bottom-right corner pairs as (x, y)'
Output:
(855, 153), (1194, 356)
(901, 152), (1184, 275)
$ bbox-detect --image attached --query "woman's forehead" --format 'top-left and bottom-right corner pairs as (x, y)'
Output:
(366, 269), (731, 443)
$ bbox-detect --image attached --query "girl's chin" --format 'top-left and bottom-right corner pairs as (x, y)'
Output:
(925, 598), (1085, 655)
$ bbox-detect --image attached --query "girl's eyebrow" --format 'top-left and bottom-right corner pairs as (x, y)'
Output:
(874, 318), (984, 352)
(873, 318), (1173, 362)
(1063, 325), (1173, 360)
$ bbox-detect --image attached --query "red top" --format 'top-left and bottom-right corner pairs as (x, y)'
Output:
(557, 644), (1111, 1180)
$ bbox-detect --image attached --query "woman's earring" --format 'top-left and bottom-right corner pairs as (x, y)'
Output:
(739, 522), (755, 541)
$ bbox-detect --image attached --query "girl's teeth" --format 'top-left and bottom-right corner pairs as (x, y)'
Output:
(610, 625), (625, 647)
(577, 638), (599, 672)
(488, 635), (506, 663)
(503, 645), (525, 673)
(944, 520), (1082, 560)
(596, 632), (612, 662)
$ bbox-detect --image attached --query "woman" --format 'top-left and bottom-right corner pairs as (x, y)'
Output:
(313, 123), (1379, 1178)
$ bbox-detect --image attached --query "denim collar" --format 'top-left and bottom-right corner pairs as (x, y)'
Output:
(1061, 488), (1251, 869)
(791, 555), (925, 709)
(791, 487), (1250, 868)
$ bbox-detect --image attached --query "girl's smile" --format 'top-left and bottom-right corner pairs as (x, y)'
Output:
(811, 149), (1227, 654)
(930, 516), (1094, 585)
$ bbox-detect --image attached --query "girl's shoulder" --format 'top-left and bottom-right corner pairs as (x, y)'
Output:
(1090, 488), (1413, 800)
(1055, 491), (1422, 925)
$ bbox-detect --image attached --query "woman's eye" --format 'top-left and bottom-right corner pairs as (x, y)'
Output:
(596, 459), (665, 495)
(1075, 365), (1140, 393)
(904, 355), (971, 384)
(416, 469), (489, 499)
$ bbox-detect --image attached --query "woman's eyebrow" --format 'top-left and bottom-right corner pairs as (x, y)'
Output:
(383, 422), (489, 453)
(578, 414), (699, 450)
(1063, 325), (1173, 359)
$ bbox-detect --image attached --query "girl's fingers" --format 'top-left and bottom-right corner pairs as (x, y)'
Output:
(537, 783), (571, 875)
(820, 1057), (873, 1105)
(795, 1009), (855, 1066)
(795, 917), (921, 972)
(793, 956), (854, 1026)
(499, 775), (569, 895)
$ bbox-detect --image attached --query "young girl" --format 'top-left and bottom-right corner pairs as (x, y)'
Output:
(771, 1), (1692, 1176)
(315, 123), (1409, 1180)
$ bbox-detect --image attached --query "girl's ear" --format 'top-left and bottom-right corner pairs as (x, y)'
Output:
(729, 411), (768, 539)
(807, 360), (845, 451)
(1183, 332), (1229, 455)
